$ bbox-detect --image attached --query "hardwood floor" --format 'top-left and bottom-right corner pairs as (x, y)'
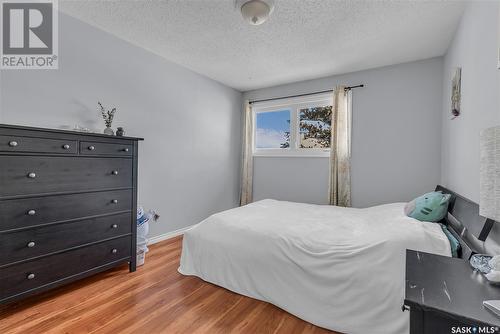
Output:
(0, 236), (337, 334)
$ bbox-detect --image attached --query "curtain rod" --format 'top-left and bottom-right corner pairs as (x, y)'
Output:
(248, 84), (364, 104)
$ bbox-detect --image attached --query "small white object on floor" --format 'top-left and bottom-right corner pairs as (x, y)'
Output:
(137, 250), (146, 266)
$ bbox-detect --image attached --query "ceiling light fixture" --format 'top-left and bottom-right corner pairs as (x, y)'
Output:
(239, 0), (274, 26)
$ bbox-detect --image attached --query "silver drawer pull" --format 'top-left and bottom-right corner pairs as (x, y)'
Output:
(27, 209), (36, 216)
(27, 172), (36, 179)
(88, 145), (95, 151)
(62, 144), (70, 150)
(111, 170), (119, 175)
(27, 241), (36, 248)
(9, 141), (18, 147)
(27, 273), (35, 280)
(111, 199), (118, 204)
(111, 224), (118, 229)
(123, 148), (129, 152)
(111, 248), (118, 254)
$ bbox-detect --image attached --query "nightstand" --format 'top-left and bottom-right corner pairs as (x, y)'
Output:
(404, 250), (500, 334)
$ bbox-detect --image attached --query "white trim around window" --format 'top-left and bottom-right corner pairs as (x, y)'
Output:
(252, 93), (333, 158)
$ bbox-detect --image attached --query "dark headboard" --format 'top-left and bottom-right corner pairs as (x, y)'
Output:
(435, 185), (492, 259)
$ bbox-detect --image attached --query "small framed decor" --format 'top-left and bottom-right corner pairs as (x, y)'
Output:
(451, 67), (461, 119)
(498, 5), (500, 69)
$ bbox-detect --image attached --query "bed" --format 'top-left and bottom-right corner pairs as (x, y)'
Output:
(178, 186), (487, 334)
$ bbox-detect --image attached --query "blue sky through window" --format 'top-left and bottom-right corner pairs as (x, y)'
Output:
(255, 109), (290, 148)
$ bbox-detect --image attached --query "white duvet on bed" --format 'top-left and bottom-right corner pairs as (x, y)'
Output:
(178, 199), (451, 334)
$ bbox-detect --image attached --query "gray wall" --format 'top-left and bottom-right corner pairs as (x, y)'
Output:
(253, 157), (329, 204)
(244, 58), (444, 208)
(0, 14), (242, 238)
(440, 1), (500, 253)
(441, 1), (500, 202)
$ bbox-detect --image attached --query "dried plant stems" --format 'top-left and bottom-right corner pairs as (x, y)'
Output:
(98, 102), (116, 128)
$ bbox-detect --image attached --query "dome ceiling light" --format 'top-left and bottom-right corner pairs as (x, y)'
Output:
(238, 0), (275, 26)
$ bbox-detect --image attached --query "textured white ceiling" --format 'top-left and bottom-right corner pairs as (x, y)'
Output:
(60, 0), (466, 91)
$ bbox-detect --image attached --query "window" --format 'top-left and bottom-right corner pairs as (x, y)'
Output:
(299, 106), (332, 149)
(255, 109), (290, 149)
(253, 93), (333, 157)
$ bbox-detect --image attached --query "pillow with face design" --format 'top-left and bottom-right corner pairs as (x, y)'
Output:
(404, 191), (452, 222)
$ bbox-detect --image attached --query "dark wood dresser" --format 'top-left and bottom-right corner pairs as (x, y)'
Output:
(0, 124), (143, 304)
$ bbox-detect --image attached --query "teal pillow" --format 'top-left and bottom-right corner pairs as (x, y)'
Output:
(440, 224), (461, 257)
(404, 191), (452, 222)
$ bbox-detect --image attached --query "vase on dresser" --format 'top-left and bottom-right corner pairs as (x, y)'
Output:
(103, 127), (114, 135)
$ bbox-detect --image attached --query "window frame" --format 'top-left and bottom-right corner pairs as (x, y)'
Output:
(252, 93), (333, 157)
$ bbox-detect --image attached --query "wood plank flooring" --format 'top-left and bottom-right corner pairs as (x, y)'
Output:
(0, 236), (337, 334)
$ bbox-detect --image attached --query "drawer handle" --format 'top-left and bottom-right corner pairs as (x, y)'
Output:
(88, 145), (95, 151)
(112, 224), (118, 229)
(62, 144), (70, 150)
(27, 241), (36, 248)
(111, 248), (118, 254)
(111, 170), (119, 175)
(111, 199), (118, 204)
(27, 209), (36, 216)
(123, 148), (129, 152)
(27, 172), (36, 179)
(27, 273), (35, 280)
(9, 141), (18, 147)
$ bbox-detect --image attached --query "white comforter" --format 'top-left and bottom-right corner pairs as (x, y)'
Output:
(178, 200), (451, 334)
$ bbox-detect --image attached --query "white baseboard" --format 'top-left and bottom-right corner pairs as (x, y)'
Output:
(147, 225), (194, 245)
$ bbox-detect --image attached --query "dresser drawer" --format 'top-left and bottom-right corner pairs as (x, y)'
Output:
(0, 156), (132, 197)
(80, 141), (132, 156)
(0, 190), (132, 231)
(0, 135), (77, 154)
(0, 236), (131, 301)
(0, 213), (132, 266)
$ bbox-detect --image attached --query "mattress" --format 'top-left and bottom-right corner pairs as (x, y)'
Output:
(178, 199), (451, 334)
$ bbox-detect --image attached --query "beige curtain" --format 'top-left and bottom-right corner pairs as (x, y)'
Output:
(240, 100), (253, 206)
(328, 86), (352, 207)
